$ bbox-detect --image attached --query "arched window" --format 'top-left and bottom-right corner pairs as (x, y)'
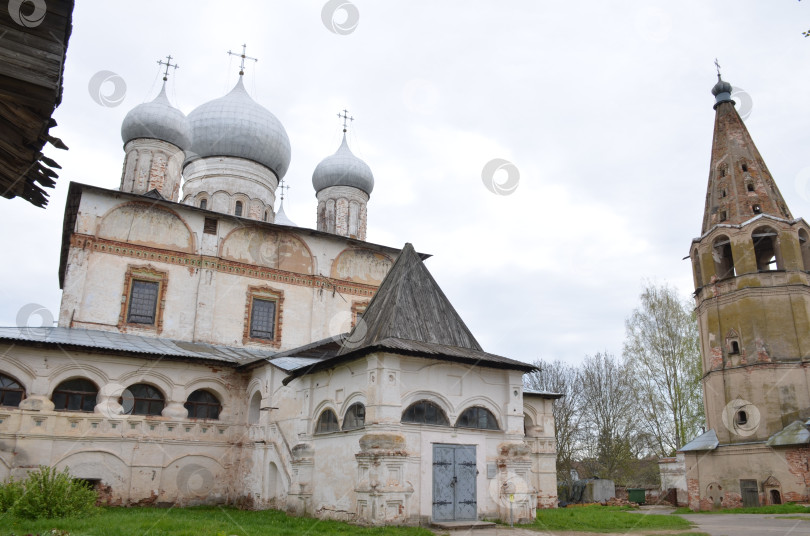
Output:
(52, 379), (98, 412)
(456, 406), (499, 430)
(692, 248), (703, 288)
(401, 400), (450, 426)
(199, 198), (207, 210)
(799, 229), (810, 272)
(235, 201), (243, 217)
(752, 226), (781, 271)
(248, 391), (261, 425)
(523, 414), (534, 436)
(123, 384), (164, 416)
(184, 389), (221, 420)
(263, 211), (268, 222)
(315, 409), (339, 434)
(342, 403), (365, 431)
(0, 374), (24, 407)
(712, 235), (735, 279)
(735, 410), (748, 426)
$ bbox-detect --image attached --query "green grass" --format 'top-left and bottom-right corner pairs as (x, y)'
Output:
(530, 504), (693, 533)
(673, 503), (810, 515)
(0, 506), (435, 536)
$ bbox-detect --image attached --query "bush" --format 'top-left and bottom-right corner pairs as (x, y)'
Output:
(1, 466), (97, 519)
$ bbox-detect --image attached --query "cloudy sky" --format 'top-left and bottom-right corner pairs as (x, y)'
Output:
(2, 1), (809, 366)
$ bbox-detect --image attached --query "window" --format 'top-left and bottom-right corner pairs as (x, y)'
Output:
(712, 235), (735, 279)
(250, 298), (277, 340)
(799, 229), (810, 271)
(719, 168), (726, 178)
(692, 249), (703, 288)
(720, 189), (726, 198)
(52, 379), (98, 412)
(730, 340), (740, 355)
(315, 409), (339, 434)
(203, 217), (218, 235)
(455, 406), (499, 430)
(263, 211), (268, 222)
(746, 183), (755, 192)
(184, 389), (221, 420)
(752, 204), (762, 214)
(235, 201), (243, 217)
(719, 211), (727, 222)
(127, 280), (159, 324)
(752, 226), (781, 271)
(123, 384), (164, 416)
(735, 410), (748, 425)
(742, 163), (748, 172)
(342, 403), (365, 431)
(0, 374), (24, 407)
(401, 400), (450, 426)
(199, 198), (207, 210)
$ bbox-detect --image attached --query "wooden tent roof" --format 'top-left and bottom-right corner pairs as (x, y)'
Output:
(0, 0), (72, 207)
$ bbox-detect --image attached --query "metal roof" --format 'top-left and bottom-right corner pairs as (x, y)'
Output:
(767, 421), (810, 447)
(121, 83), (192, 150)
(679, 429), (719, 452)
(523, 388), (564, 399)
(0, 327), (275, 364)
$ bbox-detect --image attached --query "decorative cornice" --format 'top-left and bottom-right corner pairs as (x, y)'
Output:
(69, 234), (379, 298)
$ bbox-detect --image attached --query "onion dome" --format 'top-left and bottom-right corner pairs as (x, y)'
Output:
(186, 77), (291, 179)
(312, 134), (374, 195)
(121, 83), (192, 150)
(712, 75), (733, 107)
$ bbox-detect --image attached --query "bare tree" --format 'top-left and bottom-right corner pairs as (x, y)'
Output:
(623, 282), (704, 456)
(524, 359), (582, 486)
(579, 352), (637, 483)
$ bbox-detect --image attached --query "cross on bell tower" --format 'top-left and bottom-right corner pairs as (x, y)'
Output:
(338, 109), (354, 133)
(227, 44), (258, 76)
(157, 55), (179, 82)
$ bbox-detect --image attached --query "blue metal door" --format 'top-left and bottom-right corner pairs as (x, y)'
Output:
(432, 444), (477, 521)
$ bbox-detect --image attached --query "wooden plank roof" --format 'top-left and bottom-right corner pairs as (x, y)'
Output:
(0, 0), (72, 207)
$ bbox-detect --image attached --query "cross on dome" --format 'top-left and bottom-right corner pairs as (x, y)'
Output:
(157, 55), (179, 82)
(338, 109), (354, 133)
(227, 44), (258, 76)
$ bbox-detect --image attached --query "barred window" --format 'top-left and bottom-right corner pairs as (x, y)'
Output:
(250, 298), (277, 340)
(342, 403), (365, 431)
(315, 409), (339, 434)
(235, 201), (243, 217)
(401, 400), (450, 426)
(0, 374), (24, 407)
(52, 379), (98, 412)
(127, 280), (159, 324)
(123, 384), (164, 416)
(199, 198), (207, 210)
(456, 406), (499, 430)
(184, 389), (221, 420)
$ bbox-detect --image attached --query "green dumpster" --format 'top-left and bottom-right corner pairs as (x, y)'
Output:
(628, 488), (646, 504)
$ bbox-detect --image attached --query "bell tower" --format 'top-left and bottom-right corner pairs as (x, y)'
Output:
(691, 70), (810, 450)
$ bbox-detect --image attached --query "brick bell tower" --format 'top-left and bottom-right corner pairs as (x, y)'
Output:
(682, 69), (810, 509)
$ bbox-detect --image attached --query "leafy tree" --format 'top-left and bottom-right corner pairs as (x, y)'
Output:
(623, 283), (704, 456)
(524, 359), (582, 487)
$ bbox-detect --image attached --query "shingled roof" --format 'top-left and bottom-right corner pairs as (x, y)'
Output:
(281, 243), (535, 384)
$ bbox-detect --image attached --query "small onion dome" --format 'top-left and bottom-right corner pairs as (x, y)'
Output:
(121, 83), (192, 150)
(312, 134), (374, 195)
(712, 75), (733, 107)
(187, 77), (291, 179)
(274, 201), (296, 227)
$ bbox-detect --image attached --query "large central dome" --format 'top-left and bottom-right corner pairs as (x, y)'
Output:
(186, 77), (291, 178)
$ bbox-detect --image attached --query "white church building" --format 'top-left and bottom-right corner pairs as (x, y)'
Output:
(0, 63), (558, 525)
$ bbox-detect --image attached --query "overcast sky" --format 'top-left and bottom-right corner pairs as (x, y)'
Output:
(2, 1), (810, 366)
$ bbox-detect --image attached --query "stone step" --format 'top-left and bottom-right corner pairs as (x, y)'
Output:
(430, 520), (497, 530)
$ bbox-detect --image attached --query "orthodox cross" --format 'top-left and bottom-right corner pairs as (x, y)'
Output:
(714, 58), (722, 78)
(279, 179), (291, 202)
(338, 109), (354, 133)
(157, 55), (179, 82)
(227, 44), (258, 76)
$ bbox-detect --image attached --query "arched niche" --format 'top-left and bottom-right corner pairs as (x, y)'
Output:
(97, 203), (194, 253)
(330, 248), (392, 285)
(712, 235), (735, 279)
(220, 227), (313, 274)
(751, 226), (782, 271)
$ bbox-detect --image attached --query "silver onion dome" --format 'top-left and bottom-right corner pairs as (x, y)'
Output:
(186, 77), (291, 179)
(312, 134), (374, 195)
(712, 75), (733, 107)
(121, 83), (192, 150)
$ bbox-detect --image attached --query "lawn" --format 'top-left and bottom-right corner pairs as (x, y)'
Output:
(531, 505), (694, 533)
(673, 503), (810, 515)
(0, 506), (435, 536)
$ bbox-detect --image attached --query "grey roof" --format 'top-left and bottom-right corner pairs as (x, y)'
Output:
(679, 429), (719, 452)
(767, 421), (810, 447)
(523, 388), (564, 399)
(312, 134), (374, 194)
(274, 201), (297, 227)
(121, 83), (192, 150)
(281, 243), (535, 384)
(0, 327), (275, 364)
(268, 357), (321, 372)
(186, 77), (291, 178)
